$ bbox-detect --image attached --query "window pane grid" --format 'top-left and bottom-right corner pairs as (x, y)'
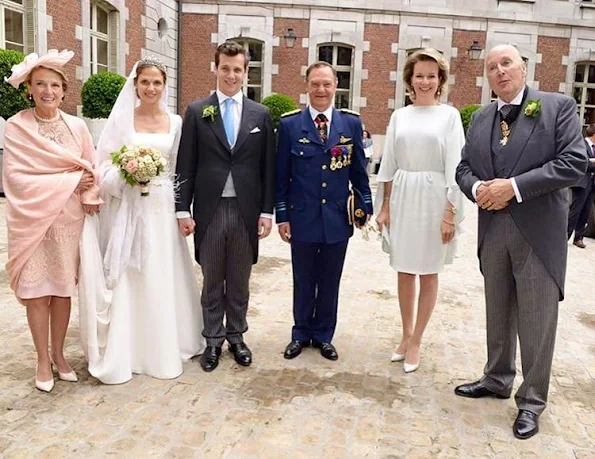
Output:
(90, 2), (110, 75)
(317, 43), (354, 109)
(574, 62), (595, 131)
(1, 3), (25, 51)
(233, 39), (263, 102)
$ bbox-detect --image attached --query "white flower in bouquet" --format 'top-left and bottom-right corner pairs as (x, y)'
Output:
(111, 145), (168, 196)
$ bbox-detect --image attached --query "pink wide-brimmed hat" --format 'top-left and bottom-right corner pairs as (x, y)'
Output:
(5, 49), (74, 88)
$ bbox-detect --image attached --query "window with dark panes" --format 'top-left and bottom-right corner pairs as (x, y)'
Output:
(317, 44), (354, 109)
(233, 39), (264, 102)
(90, 2), (110, 74)
(574, 62), (595, 133)
(1, 0), (25, 53)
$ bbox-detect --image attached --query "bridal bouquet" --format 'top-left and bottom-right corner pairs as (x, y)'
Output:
(111, 145), (167, 196)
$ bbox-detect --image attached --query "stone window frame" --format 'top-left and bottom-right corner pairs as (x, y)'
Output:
(231, 38), (265, 103)
(0, 0), (26, 53)
(317, 42), (354, 109)
(573, 61), (595, 133)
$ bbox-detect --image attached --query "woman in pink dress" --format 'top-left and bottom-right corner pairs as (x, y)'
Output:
(3, 50), (102, 392)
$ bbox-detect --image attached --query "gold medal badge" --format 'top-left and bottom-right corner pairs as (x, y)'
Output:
(330, 157), (337, 171)
(500, 121), (510, 146)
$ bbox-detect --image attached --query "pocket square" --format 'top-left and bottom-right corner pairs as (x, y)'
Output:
(250, 127), (261, 134)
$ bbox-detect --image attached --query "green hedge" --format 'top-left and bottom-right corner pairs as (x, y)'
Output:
(459, 104), (482, 134)
(0, 49), (33, 120)
(261, 93), (299, 130)
(81, 72), (126, 119)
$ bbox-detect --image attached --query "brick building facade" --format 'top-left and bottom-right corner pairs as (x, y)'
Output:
(0, 0), (178, 115)
(2, 0), (595, 146)
(180, 0), (595, 147)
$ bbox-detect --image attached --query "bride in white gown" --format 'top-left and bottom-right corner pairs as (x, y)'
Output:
(78, 57), (205, 384)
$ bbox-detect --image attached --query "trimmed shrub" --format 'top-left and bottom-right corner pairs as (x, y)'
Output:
(81, 72), (126, 119)
(261, 93), (299, 130)
(459, 104), (482, 134)
(0, 49), (33, 120)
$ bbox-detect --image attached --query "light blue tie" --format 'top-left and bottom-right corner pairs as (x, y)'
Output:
(223, 98), (236, 147)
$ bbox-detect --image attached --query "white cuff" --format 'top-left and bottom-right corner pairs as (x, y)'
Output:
(510, 177), (522, 203)
(471, 181), (482, 201)
(260, 213), (273, 219)
(176, 211), (191, 219)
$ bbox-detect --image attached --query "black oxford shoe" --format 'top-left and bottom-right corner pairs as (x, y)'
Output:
(200, 346), (222, 372)
(513, 410), (539, 440)
(312, 341), (338, 361)
(284, 340), (310, 359)
(454, 380), (510, 399)
(229, 342), (252, 367)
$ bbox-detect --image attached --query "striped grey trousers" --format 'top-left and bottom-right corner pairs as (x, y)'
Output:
(199, 198), (252, 347)
(479, 212), (559, 415)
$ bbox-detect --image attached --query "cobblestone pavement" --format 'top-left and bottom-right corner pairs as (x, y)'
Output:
(0, 184), (594, 458)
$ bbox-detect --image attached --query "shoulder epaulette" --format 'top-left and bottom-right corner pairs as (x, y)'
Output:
(340, 108), (360, 117)
(281, 109), (301, 118)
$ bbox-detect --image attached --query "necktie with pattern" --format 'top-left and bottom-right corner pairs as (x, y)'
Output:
(315, 113), (328, 143)
(499, 104), (514, 120)
(223, 97), (236, 147)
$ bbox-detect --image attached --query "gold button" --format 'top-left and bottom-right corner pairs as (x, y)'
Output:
(322, 165), (327, 170)
(322, 182), (327, 188)
(300, 151), (304, 156)
(321, 199), (327, 204)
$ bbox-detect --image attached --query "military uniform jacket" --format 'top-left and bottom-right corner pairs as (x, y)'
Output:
(275, 108), (372, 244)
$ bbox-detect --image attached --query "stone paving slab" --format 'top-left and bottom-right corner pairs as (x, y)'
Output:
(0, 184), (594, 458)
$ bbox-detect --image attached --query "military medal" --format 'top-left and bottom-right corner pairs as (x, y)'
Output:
(330, 156), (337, 171)
(298, 137), (310, 144)
(339, 135), (352, 144)
(336, 157), (343, 169)
(500, 120), (510, 146)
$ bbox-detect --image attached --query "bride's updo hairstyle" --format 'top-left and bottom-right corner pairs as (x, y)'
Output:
(134, 56), (167, 84)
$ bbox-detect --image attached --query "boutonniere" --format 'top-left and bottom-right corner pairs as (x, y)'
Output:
(524, 99), (541, 118)
(202, 105), (217, 122)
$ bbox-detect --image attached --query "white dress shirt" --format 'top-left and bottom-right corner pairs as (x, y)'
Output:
(471, 88), (525, 204)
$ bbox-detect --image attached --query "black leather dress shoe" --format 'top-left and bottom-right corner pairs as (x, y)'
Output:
(200, 346), (222, 372)
(284, 340), (310, 359)
(454, 380), (510, 399)
(312, 341), (338, 361)
(229, 342), (252, 367)
(513, 410), (539, 439)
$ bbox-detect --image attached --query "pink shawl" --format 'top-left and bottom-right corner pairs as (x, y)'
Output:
(3, 109), (103, 292)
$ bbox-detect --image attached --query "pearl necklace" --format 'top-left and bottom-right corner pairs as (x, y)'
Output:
(33, 109), (60, 123)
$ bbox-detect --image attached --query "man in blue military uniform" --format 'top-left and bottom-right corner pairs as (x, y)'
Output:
(276, 61), (373, 361)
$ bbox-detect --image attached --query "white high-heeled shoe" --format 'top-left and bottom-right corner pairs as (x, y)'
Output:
(50, 357), (78, 382)
(35, 365), (55, 393)
(403, 361), (420, 373)
(390, 352), (406, 362)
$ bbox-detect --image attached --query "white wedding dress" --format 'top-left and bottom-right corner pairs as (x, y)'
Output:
(79, 113), (205, 384)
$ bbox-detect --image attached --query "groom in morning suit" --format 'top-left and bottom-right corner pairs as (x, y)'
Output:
(455, 45), (587, 439)
(176, 41), (276, 372)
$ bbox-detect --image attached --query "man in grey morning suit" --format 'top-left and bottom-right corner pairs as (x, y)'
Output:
(176, 41), (276, 372)
(455, 45), (587, 440)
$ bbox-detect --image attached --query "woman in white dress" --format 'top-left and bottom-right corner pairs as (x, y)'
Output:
(376, 49), (465, 373)
(78, 57), (205, 384)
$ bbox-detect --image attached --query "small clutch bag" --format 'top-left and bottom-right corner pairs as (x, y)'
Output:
(347, 188), (367, 227)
